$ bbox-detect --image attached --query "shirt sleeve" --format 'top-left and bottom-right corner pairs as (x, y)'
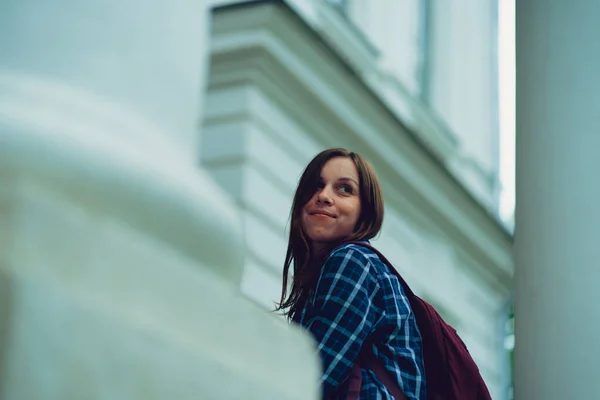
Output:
(302, 245), (380, 398)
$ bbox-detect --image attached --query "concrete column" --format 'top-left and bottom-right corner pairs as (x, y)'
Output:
(515, 1), (600, 398)
(0, 1), (319, 398)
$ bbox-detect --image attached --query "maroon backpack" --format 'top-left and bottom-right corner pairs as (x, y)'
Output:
(345, 242), (492, 400)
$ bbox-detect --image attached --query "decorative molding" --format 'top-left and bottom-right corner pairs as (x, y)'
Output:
(210, 0), (513, 289)
(364, 68), (460, 160)
(312, 0), (380, 74)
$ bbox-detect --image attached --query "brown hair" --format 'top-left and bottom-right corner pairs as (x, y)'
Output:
(275, 148), (385, 319)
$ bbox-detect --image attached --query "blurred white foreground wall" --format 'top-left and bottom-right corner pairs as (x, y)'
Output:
(0, 1), (319, 399)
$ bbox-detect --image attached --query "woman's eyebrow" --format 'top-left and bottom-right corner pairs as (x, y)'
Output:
(338, 177), (359, 186)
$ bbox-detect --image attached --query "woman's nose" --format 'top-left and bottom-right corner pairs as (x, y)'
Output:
(316, 187), (333, 205)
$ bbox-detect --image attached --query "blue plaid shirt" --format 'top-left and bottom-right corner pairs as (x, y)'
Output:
(294, 243), (426, 399)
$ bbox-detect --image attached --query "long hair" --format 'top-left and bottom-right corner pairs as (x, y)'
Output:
(275, 148), (385, 319)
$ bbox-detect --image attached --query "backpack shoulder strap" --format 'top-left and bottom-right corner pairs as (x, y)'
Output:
(359, 345), (409, 400)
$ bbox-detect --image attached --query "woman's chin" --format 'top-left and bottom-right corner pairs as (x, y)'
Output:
(306, 231), (334, 243)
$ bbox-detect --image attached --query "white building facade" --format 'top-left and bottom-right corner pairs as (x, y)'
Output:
(203, 0), (512, 399)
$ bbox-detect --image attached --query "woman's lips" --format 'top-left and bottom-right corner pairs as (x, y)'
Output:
(310, 211), (336, 219)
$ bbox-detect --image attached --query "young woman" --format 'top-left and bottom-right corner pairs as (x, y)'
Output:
(276, 148), (426, 399)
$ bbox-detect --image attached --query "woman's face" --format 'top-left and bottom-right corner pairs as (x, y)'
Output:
(301, 157), (361, 252)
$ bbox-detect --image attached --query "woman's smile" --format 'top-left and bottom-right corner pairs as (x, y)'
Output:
(308, 210), (337, 219)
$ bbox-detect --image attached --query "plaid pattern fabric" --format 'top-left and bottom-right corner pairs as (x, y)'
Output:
(294, 243), (426, 400)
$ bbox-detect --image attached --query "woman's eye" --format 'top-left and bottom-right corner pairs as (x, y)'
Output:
(339, 184), (353, 194)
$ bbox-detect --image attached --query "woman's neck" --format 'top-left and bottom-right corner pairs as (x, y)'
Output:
(310, 240), (341, 263)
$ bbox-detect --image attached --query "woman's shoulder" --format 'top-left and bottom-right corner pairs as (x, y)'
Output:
(319, 243), (383, 290)
(328, 242), (394, 278)
(330, 242), (374, 257)
(327, 242), (385, 270)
